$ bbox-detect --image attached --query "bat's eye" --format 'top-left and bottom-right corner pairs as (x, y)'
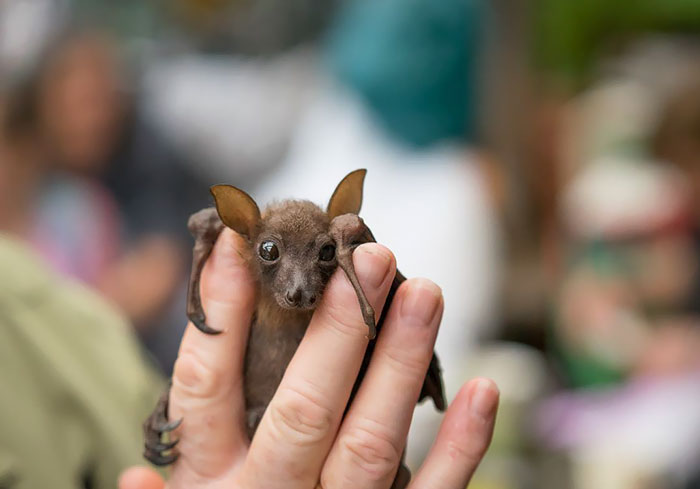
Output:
(319, 244), (336, 262)
(259, 241), (279, 261)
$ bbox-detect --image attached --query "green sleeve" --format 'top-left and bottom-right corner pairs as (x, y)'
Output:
(0, 236), (163, 489)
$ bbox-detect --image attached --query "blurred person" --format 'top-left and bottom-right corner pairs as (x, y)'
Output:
(1, 66), (124, 287)
(2, 28), (212, 373)
(138, 0), (344, 188)
(0, 233), (161, 488)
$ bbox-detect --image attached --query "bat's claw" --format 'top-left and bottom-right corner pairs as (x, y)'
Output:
(143, 388), (181, 467)
(143, 449), (179, 467)
(365, 327), (376, 340)
(188, 311), (222, 335)
(362, 305), (376, 340)
(148, 438), (180, 452)
(156, 418), (182, 432)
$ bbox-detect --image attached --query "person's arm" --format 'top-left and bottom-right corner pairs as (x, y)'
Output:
(119, 229), (499, 489)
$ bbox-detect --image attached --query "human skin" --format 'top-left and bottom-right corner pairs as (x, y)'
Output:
(119, 229), (499, 489)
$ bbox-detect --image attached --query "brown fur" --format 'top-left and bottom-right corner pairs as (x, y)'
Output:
(240, 199), (336, 436)
(243, 294), (312, 437)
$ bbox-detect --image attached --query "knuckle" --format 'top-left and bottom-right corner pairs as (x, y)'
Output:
(321, 300), (368, 339)
(268, 384), (335, 446)
(379, 344), (429, 378)
(339, 424), (402, 482)
(445, 436), (487, 465)
(172, 350), (228, 399)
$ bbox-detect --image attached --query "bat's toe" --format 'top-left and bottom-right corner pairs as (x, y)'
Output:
(143, 449), (179, 467)
(143, 388), (182, 468)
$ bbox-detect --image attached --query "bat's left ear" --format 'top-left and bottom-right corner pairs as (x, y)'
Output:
(327, 169), (366, 220)
(210, 184), (261, 239)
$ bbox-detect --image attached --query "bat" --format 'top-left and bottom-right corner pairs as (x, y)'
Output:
(143, 169), (445, 488)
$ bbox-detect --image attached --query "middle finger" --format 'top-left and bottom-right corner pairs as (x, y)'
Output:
(320, 279), (443, 489)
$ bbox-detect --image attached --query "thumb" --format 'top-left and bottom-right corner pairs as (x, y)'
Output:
(168, 229), (256, 480)
(119, 467), (165, 489)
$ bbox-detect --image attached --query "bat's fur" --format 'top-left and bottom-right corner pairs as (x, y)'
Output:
(143, 170), (445, 489)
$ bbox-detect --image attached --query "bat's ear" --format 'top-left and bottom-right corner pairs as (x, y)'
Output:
(210, 185), (261, 239)
(327, 169), (367, 220)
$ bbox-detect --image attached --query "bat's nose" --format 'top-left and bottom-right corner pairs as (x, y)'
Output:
(286, 288), (303, 306)
(285, 288), (316, 308)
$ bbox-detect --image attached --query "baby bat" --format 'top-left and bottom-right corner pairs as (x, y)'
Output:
(143, 169), (445, 487)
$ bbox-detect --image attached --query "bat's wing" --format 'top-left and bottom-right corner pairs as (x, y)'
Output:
(330, 215), (446, 412)
(185, 208), (225, 334)
(422, 347), (446, 410)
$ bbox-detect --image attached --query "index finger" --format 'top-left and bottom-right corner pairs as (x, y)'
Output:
(241, 244), (396, 489)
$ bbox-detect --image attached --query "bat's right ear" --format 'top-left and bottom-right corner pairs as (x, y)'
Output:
(210, 185), (261, 239)
(327, 169), (367, 220)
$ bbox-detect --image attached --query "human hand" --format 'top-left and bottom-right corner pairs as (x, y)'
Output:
(120, 229), (499, 489)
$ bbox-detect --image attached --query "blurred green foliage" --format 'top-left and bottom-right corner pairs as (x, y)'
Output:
(535, 0), (700, 89)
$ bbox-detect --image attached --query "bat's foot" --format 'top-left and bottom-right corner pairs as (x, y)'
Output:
(143, 388), (182, 466)
(187, 207), (225, 336)
(329, 214), (378, 340)
(188, 311), (222, 335)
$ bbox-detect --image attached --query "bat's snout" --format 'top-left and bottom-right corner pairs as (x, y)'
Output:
(281, 287), (317, 310)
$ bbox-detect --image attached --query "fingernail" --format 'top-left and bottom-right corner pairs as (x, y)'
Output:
(400, 279), (442, 324)
(355, 245), (393, 288)
(470, 379), (498, 420)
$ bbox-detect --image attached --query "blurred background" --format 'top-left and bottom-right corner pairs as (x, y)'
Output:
(2, 0), (700, 488)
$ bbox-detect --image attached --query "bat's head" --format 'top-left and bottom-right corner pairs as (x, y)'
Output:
(210, 169), (366, 311)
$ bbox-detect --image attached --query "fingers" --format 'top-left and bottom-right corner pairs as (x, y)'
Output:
(118, 467), (165, 489)
(242, 243), (396, 489)
(409, 378), (499, 489)
(320, 279), (444, 489)
(168, 229), (257, 481)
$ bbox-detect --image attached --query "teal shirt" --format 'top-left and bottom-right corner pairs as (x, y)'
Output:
(327, 0), (483, 147)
